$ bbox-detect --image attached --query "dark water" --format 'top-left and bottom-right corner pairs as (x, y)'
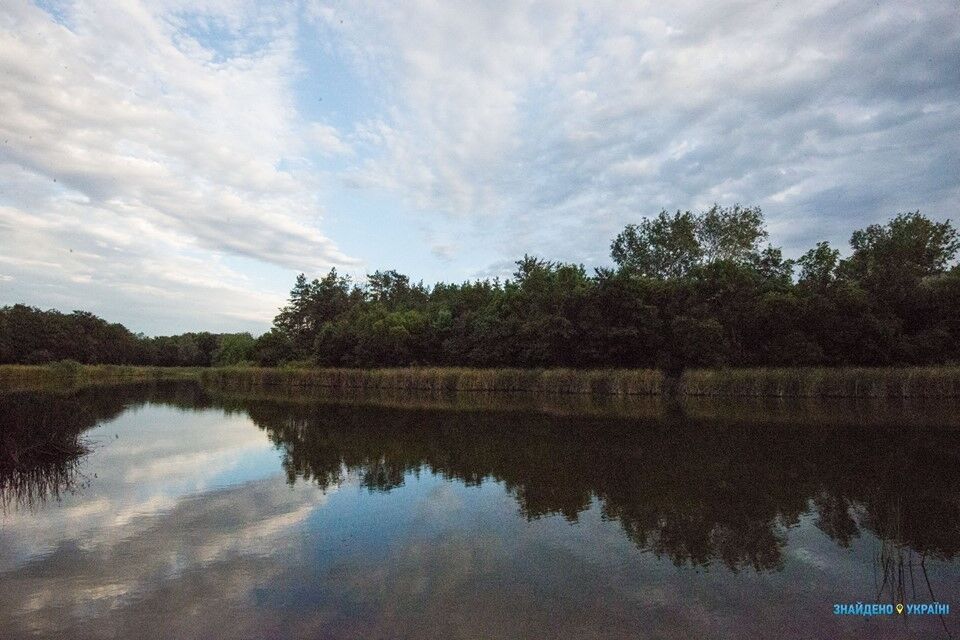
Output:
(1, 382), (959, 639)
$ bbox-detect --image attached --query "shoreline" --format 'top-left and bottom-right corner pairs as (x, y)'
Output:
(2, 364), (960, 398)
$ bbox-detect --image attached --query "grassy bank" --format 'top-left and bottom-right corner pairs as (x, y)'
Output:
(680, 367), (960, 398)
(199, 366), (665, 395)
(3, 364), (960, 398)
(0, 363), (200, 391)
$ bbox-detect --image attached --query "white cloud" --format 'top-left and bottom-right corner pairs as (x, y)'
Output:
(307, 122), (352, 156)
(2, 0), (958, 330)
(430, 242), (456, 263)
(313, 0), (960, 262)
(0, 0), (358, 331)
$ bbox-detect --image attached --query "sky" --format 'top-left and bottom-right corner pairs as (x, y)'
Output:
(0, 0), (958, 335)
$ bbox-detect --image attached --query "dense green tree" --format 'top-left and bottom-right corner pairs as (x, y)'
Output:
(611, 204), (774, 278)
(2, 208), (957, 371)
(611, 210), (702, 278)
(252, 329), (294, 367)
(274, 273), (314, 355)
(213, 333), (256, 366)
(797, 241), (841, 290)
(847, 212), (959, 281)
(0, 305), (142, 365)
(697, 204), (768, 265)
(0, 306), (260, 367)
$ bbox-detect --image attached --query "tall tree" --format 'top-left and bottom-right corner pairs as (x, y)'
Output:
(611, 210), (702, 278)
(798, 241), (841, 290)
(846, 212), (959, 281)
(697, 204), (768, 265)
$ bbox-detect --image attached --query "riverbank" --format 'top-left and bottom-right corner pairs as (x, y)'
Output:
(0, 363), (199, 391)
(679, 366), (960, 398)
(2, 364), (959, 398)
(198, 366), (665, 395)
(201, 365), (960, 398)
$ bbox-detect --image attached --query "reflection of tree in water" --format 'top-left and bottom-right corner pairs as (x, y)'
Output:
(0, 389), (111, 510)
(1, 440), (87, 511)
(866, 498), (956, 638)
(4, 381), (959, 575)
(244, 400), (960, 573)
(0, 382), (233, 510)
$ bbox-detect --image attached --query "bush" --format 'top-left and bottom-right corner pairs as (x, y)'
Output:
(48, 359), (82, 378)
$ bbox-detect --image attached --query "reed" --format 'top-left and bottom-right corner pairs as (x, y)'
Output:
(203, 385), (668, 420)
(679, 367), (960, 398)
(4, 364), (960, 399)
(0, 363), (200, 390)
(198, 367), (665, 396)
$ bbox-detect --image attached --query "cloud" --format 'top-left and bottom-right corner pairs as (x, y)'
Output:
(471, 259), (517, 281)
(0, 402), (328, 577)
(0, 0), (358, 332)
(0, 477), (330, 637)
(430, 242), (456, 263)
(313, 0), (960, 262)
(307, 122), (353, 156)
(2, 0), (958, 332)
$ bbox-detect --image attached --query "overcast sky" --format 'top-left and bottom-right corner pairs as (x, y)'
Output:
(1, 0), (958, 334)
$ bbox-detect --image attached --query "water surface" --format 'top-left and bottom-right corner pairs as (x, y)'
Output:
(1, 382), (958, 639)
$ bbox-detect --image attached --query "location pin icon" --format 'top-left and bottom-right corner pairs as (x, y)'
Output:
(896, 604), (904, 615)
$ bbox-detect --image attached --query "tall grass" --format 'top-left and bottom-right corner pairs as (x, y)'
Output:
(0, 363), (200, 391)
(199, 367), (665, 396)
(679, 367), (960, 398)
(4, 364), (960, 398)
(206, 366), (960, 398)
(204, 385), (668, 420)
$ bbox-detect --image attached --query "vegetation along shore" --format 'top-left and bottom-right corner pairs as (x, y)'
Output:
(3, 363), (960, 399)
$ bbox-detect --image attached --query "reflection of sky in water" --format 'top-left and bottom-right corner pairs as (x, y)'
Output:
(0, 405), (288, 571)
(1, 400), (958, 639)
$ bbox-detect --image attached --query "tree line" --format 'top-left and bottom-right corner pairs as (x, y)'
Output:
(2, 206), (958, 369)
(263, 207), (960, 369)
(0, 306), (256, 367)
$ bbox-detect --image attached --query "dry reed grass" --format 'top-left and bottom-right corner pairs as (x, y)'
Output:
(199, 367), (665, 395)
(679, 367), (960, 398)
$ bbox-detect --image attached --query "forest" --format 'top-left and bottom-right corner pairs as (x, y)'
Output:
(0, 308), (255, 367)
(2, 206), (958, 370)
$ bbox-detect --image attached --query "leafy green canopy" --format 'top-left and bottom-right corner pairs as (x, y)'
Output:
(253, 207), (958, 369)
(610, 205), (771, 278)
(0, 306), (255, 367)
(1, 207), (957, 369)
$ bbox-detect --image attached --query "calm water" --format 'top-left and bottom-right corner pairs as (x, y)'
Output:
(1, 382), (959, 639)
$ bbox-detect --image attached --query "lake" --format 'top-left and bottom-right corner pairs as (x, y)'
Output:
(1, 381), (958, 639)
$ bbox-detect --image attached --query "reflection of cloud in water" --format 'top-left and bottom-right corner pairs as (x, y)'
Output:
(109, 495), (178, 528)
(0, 405), (282, 571)
(2, 384), (959, 639)
(0, 477), (331, 639)
(421, 483), (464, 517)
